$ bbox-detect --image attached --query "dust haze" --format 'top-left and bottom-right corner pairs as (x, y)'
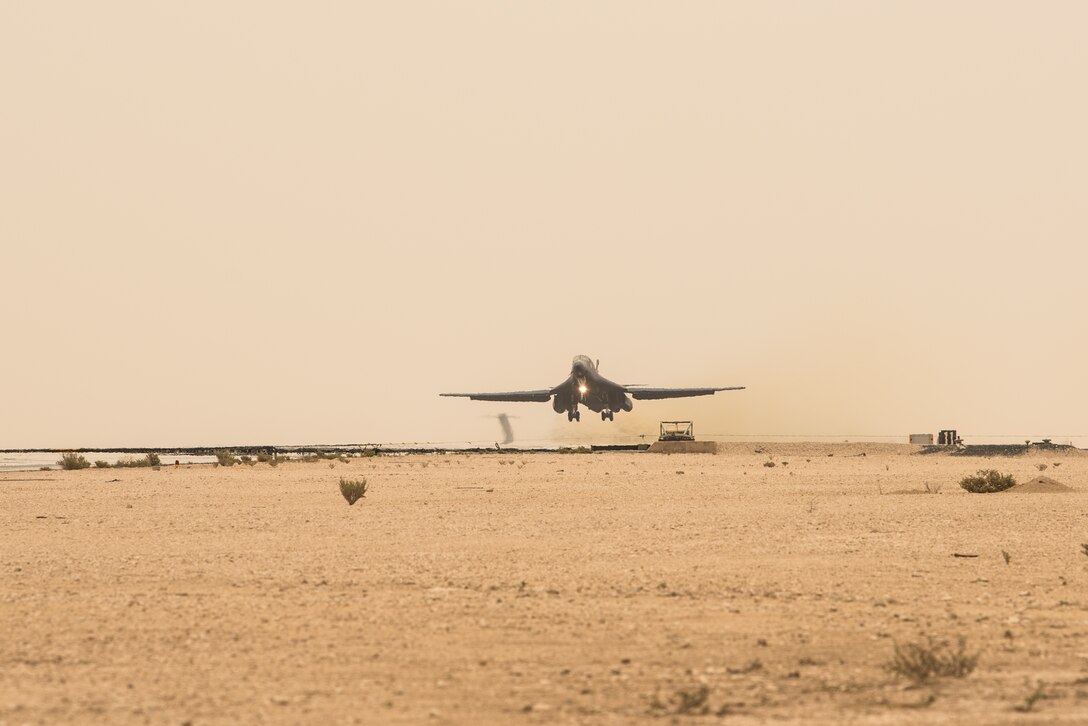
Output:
(5, 6), (1088, 723)
(1, 3), (1086, 447)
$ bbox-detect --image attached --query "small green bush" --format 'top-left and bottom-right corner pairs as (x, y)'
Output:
(145, 453), (161, 467)
(94, 460), (110, 468)
(339, 477), (369, 505)
(256, 452), (272, 463)
(960, 469), (1017, 493)
(239, 455), (255, 466)
(58, 453), (91, 470)
(214, 450), (238, 467)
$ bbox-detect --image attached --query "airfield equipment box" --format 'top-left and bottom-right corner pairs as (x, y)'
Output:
(659, 421), (695, 442)
(909, 433), (934, 445)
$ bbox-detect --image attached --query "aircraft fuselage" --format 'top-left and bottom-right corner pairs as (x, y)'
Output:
(551, 355), (633, 421)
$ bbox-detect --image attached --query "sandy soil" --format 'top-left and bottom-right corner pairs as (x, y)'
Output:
(2, 444), (1087, 724)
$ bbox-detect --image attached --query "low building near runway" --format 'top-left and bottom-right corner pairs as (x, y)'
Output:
(909, 431), (962, 446)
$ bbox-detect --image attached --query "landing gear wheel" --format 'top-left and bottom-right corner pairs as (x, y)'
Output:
(568, 409), (580, 422)
(601, 410), (614, 421)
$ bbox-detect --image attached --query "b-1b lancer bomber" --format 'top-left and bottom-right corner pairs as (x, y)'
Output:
(441, 355), (744, 422)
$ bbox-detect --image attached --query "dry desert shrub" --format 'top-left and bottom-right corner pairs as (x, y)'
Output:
(886, 637), (977, 684)
(301, 451), (339, 462)
(1014, 686), (1046, 713)
(214, 450), (239, 467)
(959, 469), (1016, 493)
(58, 453), (91, 470)
(651, 685), (712, 716)
(114, 454), (161, 468)
(94, 460), (110, 468)
(675, 684), (711, 714)
(339, 477), (369, 505)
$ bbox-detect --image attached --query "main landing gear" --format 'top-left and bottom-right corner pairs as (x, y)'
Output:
(601, 410), (614, 421)
(567, 409), (581, 422)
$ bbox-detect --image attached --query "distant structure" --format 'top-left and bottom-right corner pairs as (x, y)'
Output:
(648, 420), (716, 453)
(938, 429), (962, 446)
(910, 430), (962, 445)
(659, 421), (695, 442)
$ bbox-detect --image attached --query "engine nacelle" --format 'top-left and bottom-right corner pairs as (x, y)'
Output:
(552, 395), (566, 414)
(620, 394), (633, 412)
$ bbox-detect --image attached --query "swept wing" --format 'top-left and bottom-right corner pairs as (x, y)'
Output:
(439, 390), (552, 402)
(628, 386), (745, 400)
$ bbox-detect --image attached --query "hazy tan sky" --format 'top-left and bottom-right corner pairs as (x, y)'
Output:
(2, 2), (1086, 448)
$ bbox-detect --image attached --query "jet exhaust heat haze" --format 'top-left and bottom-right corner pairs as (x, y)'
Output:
(441, 355), (744, 422)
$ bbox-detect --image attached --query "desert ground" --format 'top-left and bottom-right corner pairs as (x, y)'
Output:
(2, 444), (1087, 724)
